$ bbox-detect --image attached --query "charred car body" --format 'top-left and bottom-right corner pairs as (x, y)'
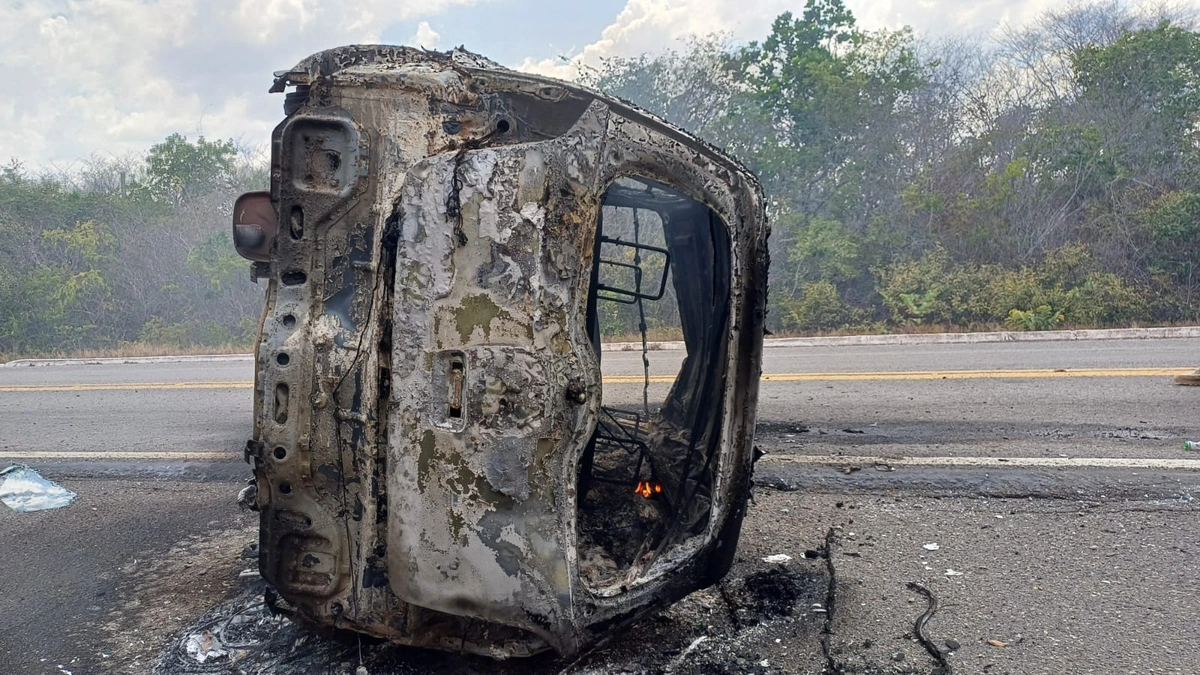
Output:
(232, 46), (769, 658)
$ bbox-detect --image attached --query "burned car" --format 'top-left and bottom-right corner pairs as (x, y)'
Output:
(231, 46), (768, 658)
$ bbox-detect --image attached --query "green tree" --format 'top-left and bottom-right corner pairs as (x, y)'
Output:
(186, 231), (246, 294)
(136, 133), (237, 207)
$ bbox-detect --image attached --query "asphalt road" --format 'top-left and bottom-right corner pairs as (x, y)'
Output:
(3, 338), (1196, 462)
(1, 337), (1198, 674)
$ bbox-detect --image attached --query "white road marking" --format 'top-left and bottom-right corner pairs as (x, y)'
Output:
(1, 367), (1192, 392)
(760, 454), (1200, 470)
(0, 451), (240, 460)
(2, 450), (1198, 472)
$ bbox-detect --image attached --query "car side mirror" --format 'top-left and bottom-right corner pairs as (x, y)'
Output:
(232, 191), (278, 262)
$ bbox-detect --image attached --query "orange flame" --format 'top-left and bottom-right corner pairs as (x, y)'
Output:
(634, 481), (663, 498)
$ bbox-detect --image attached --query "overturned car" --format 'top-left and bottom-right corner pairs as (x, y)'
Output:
(232, 46), (769, 658)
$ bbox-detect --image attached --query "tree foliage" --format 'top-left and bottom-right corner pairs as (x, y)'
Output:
(585, 0), (1200, 333)
(4, 2), (1199, 358)
(138, 133), (238, 207)
(0, 135), (264, 357)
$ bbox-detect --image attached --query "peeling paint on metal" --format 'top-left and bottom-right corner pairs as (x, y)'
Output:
(236, 45), (769, 658)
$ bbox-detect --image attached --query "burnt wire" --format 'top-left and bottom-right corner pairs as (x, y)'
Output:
(444, 127), (501, 247)
(589, 407), (653, 486)
(325, 213), (400, 634)
(215, 602), (272, 649)
(174, 597), (284, 667)
(907, 581), (954, 674)
(587, 203), (656, 488)
(633, 208), (651, 417)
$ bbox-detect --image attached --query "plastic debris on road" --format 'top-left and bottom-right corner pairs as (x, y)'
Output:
(923, 543), (940, 551)
(762, 554), (793, 564)
(0, 465), (76, 512)
(944, 569), (964, 576)
(184, 630), (228, 663)
(1184, 441), (1198, 451)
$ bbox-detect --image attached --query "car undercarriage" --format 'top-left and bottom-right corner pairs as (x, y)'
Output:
(232, 45), (768, 658)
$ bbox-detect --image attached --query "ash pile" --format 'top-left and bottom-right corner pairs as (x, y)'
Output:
(154, 554), (830, 675)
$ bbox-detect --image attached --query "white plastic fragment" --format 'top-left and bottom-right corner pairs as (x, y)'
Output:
(762, 554), (793, 564)
(945, 569), (964, 576)
(184, 631), (228, 663)
(674, 635), (709, 664)
(923, 543), (940, 551)
(0, 465), (76, 512)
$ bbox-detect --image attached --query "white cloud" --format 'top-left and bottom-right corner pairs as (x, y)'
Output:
(7, 0), (1196, 166)
(517, 0), (796, 79)
(514, 0), (1181, 80)
(0, 0), (478, 167)
(846, 0), (1061, 35)
(411, 21), (442, 48)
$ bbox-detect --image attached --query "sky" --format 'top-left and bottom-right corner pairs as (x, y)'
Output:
(0, 0), (1099, 167)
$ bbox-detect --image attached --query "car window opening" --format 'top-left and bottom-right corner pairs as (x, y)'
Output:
(577, 176), (733, 592)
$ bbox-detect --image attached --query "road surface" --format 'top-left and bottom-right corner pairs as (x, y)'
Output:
(1, 337), (1198, 674)
(3, 338), (1195, 461)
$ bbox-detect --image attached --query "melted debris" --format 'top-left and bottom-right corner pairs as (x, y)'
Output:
(155, 557), (826, 675)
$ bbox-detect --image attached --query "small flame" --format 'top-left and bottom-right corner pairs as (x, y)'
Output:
(634, 481), (663, 498)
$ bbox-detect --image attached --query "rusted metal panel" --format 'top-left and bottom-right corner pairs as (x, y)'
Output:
(236, 45), (769, 658)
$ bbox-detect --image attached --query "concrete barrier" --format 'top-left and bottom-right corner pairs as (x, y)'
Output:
(601, 325), (1200, 351)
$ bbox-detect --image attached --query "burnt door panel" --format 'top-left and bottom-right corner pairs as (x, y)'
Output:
(386, 103), (609, 651)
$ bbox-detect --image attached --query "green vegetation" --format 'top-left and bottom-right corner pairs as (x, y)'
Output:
(3, 1), (1198, 358)
(584, 0), (1200, 335)
(0, 135), (265, 358)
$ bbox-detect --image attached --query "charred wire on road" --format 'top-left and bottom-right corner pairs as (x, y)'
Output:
(905, 581), (953, 675)
(818, 527), (843, 675)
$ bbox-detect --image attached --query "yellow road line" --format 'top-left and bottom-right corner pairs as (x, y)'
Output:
(0, 451), (240, 460)
(0, 367), (1192, 391)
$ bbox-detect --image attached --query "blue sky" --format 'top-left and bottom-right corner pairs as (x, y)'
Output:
(0, 0), (1175, 167)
